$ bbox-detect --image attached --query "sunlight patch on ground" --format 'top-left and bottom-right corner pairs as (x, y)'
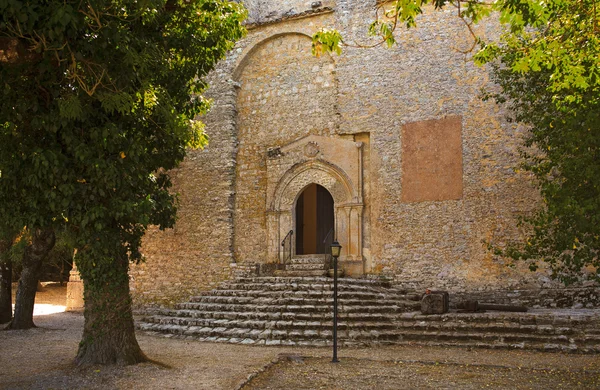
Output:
(11, 304), (67, 316)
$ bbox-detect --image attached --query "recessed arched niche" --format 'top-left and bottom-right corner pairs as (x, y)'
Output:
(266, 135), (365, 275)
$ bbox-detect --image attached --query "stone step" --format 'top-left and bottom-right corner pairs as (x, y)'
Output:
(274, 269), (328, 277)
(288, 256), (329, 264)
(202, 287), (420, 302)
(189, 290), (416, 303)
(396, 311), (600, 328)
(137, 321), (600, 352)
(394, 330), (600, 346)
(140, 315), (404, 331)
(229, 277), (394, 288)
(177, 302), (418, 313)
(136, 322), (600, 352)
(141, 311), (591, 338)
(185, 297), (420, 310)
(354, 336), (600, 353)
(285, 263), (328, 271)
(400, 321), (578, 336)
(218, 280), (400, 292)
(386, 340), (598, 353)
(191, 310), (391, 322)
(196, 289), (298, 298)
(143, 310), (414, 324)
(292, 254), (329, 258)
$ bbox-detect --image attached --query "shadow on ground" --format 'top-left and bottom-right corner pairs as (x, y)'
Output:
(241, 354), (600, 390)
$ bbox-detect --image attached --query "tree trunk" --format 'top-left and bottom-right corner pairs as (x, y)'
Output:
(0, 239), (13, 324)
(8, 229), (56, 329)
(75, 252), (146, 366)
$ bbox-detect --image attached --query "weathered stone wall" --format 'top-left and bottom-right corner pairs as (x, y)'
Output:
(131, 0), (565, 308)
(329, 3), (541, 292)
(129, 147), (237, 307)
(241, 0), (336, 25)
(233, 28), (338, 263)
(129, 52), (240, 308)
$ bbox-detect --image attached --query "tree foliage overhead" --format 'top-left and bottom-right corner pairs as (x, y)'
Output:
(0, 0), (245, 364)
(487, 59), (600, 285)
(1, 0), (246, 245)
(313, 0), (599, 283)
(313, 0), (599, 107)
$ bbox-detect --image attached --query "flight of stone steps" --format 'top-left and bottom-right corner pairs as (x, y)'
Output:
(135, 277), (600, 352)
(392, 309), (600, 352)
(274, 255), (329, 277)
(137, 276), (420, 345)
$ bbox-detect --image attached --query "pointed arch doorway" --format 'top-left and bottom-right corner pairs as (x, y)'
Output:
(266, 136), (366, 276)
(295, 184), (334, 255)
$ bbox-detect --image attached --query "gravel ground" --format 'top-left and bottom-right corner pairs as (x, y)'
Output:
(1, 284), (600, 389)
(243, 355), (600, 390)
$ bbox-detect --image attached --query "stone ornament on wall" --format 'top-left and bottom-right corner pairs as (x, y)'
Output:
(304, 141), (320, 158)
(268, 135), (362, 210)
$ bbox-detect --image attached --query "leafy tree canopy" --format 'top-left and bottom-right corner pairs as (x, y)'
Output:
(0, 0), (246, 364)
(487, 56), (600, 285)
(1, 0), (245, 245)
(312, 0), (599, 109)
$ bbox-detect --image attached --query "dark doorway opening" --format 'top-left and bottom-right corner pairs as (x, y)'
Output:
(295, 184), (334, 255)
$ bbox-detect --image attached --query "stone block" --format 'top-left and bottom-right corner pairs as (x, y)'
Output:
(421, 291), (449, 314)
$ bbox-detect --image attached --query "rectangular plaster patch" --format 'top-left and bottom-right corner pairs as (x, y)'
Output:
(401, 116), (463, 202)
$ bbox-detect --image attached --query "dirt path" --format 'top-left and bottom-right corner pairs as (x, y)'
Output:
(243, 355), (600, 390)
(1, 284), (600, 389)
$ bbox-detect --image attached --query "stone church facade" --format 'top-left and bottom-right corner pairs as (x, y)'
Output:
(129, 0), (546, 308)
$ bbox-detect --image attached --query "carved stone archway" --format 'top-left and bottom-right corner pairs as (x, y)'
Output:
(266, 135), (365, 275)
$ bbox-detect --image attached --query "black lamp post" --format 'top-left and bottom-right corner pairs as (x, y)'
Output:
(330, 240), (342, 363)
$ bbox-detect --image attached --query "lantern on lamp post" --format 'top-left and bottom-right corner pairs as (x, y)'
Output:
(330, 240), (342, 363)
